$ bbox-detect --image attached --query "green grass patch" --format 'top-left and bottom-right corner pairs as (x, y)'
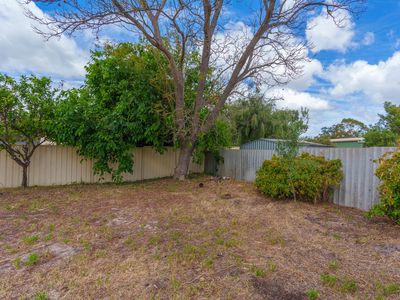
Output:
(22, 235), (39, 245)
(43, 233), (53, 242)
(33, 291), (49, 300)
(374, 282), (400, 299)
(320, 273), (337, 287)
(340, 278), (357, 294)
(25, 253), (39, 267)
(306, 289), (319, 300)
(13, 257), (22, 269)
(250, 265), (266, 277)
(328, 259), (339, 270)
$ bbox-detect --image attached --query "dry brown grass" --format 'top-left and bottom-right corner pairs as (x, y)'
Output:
(0, 176), (399, 299)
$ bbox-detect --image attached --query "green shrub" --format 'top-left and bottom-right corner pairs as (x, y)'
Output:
(369, 148), (400, 223)
(255, 153), (343, 203)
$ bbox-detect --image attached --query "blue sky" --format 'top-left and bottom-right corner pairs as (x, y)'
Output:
(1, 0), (400, 136)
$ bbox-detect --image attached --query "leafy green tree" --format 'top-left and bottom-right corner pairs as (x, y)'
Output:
(313, 118), (367, 144)
(364, 102), (400, 147)
(53, 43), (172, 181)
(193, 113), (233, 164)
(228, 95), (275, 145)
(227, 94), (309, 146)
(275, 107), (309, 158)
(53, 43), (232, 181)
(381, 101), (400, 133)
(0, 74), (57, 187)
(274, 107), (309, 201)
(364, 127), (397, 147)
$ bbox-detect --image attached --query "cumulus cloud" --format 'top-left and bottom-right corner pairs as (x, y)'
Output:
(0, 0), (89, 79)
(306, 10), (355, 53)
(286, 58), (323, 91)
(324, 51), (400, 103)
(266, 88), (330, 111)
(362, 32), (375, 46)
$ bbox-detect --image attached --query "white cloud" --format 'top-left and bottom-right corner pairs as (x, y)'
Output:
(267, 88), (330, 111)
(362, 32), (375, 46)
(286, 58), (323, 91)
(324, 51), (400, 103)
(306, 10), (355, 53)
(0, 0), (89, 79)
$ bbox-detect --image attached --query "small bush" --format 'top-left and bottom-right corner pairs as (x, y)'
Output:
(255, 153), (343, 203)
(369, 148), (400, 224)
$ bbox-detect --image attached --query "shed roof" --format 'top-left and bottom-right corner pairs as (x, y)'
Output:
(241, 138), (331, 149)
(330, 137), (364, 143)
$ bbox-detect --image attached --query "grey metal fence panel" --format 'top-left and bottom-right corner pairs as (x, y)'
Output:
(217, 147), (397, 211)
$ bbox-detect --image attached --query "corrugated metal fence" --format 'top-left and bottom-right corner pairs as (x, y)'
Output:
(0, 146), (203, 188)
(217, 147), (397, 211)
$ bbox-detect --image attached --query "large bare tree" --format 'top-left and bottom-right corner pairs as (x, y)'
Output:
(24, 0), (363, 179)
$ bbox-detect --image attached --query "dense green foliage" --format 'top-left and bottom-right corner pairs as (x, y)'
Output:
(369, 148), (400, 223)
(310, 102), (400, 147)
(274, 107), (309, 158)
(364, 102), (400, 147)
(0, 74), (57, 186)
(53, 43), (232, 180)
(53, 44), (172, 181)
(193, 115), (232, 164)
(255, 153), (343, 203)
(311, 118), (367, 145)
(227, 94), (309, 145)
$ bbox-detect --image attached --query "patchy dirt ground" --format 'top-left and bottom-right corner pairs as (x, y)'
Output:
(0, 177), (399, 299)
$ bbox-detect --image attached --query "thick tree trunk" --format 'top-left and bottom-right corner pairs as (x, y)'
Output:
(174, 145), (193, 180)
(21, 164), (28, 188)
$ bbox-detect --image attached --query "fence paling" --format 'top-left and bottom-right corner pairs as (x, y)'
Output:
(0, 146), (203, 188)
(216, 147), (396, 211)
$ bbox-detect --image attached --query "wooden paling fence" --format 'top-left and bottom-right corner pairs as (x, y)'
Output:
(215, 147), (396, 211)
(0, 146), (203, 188)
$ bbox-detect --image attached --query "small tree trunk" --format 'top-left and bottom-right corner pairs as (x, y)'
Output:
(174, 145), (193, 180)
(21, 164), (28, 188)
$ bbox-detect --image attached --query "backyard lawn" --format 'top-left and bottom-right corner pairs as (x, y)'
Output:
(0, 177), (399, 299)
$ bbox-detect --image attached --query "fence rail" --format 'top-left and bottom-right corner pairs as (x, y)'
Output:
(0, 146), (203, 188)
(217, 147), (397, 211)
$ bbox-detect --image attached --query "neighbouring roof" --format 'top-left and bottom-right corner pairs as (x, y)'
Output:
(298, 140), (331, 147)
(330, 137), (365, 143)
(241, 138), (331, 149)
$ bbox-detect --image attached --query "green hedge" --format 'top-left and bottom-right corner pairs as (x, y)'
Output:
(255, 153), (343, 203)
(369, 149), (400, 224)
